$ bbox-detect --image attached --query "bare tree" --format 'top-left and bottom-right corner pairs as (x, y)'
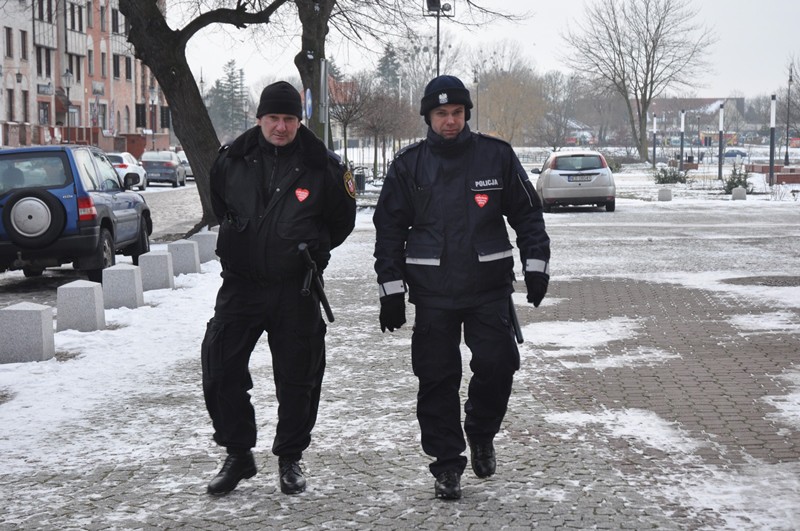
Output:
(538, 71), (583, 149)
(564, 0), (715, 161)
(119, 0), (291, 230)
(357, 90), (396, 179)
(328, 71), (374, 167)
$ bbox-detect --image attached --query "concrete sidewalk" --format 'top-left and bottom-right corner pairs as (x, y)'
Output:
(1, 273), (798, 529)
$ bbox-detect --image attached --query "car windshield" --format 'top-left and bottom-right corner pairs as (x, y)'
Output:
(0, 154), (69, 191)
(107, 155), (124, 163)
(554, 155), (604, 171)
(142, 152), (172, 161)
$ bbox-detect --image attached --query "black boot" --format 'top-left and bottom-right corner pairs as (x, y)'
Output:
(278, 457), (306, 494)
(469, 439), (496, 478)
(207, 451), (257, 495)
(434, 470), (462, 500)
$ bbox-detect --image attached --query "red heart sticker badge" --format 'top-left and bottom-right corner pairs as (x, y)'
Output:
(295, 188), (310, 202)
(474, 194), (489, 208)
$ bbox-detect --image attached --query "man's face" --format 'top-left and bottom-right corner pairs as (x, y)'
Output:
(258, 114), (300, 146)
(429, 104), (466, 140)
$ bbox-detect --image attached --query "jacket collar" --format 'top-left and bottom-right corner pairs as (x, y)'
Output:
(226, 124), (328, 170)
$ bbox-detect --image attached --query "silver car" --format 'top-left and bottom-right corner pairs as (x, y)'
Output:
(107, 151), (148, 191)
(531, 149), (616, 212)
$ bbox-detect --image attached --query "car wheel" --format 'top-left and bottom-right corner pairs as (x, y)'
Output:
(138, 178), (147, 191)
(130, 220), (150, 266)
(86, 228), (115, 283)
(2, 190), (66, 248)
(180, 175), (186, 187)
(606, 200), (616, 212)
(172, 179), (179, 188)
(22, 266), (44, 278)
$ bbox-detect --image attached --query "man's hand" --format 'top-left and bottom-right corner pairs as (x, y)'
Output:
(379, 293), (406, 332)
(525, 272), (549, 308)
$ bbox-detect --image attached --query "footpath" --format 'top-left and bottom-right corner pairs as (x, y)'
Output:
(1, 190), (799, 529)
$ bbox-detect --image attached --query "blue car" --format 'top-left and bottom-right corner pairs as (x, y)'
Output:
(0, 145), (152, 281)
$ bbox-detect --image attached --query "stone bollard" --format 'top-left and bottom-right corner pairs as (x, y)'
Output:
(103, 263), (144, 309)
(189, 232), (218, 263)
(732, 187), (747, 200)
(57, 280), (105, 332)
(0, 302), (55, 364)
(167, 239), (201, 275)
(139, 251), (175, 291)
(658, 189), (672, 201)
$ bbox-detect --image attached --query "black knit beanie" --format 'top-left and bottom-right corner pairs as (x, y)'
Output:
(256, 81), (303, 119)
(419, 75), (472, 125)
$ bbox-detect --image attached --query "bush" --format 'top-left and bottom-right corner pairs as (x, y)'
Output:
(724, 163), (752, 194)
(653, 167), (692, 184)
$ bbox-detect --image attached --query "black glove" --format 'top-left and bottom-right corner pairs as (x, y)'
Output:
(379, 293), (406, 332)
(525, 272), (549, 307)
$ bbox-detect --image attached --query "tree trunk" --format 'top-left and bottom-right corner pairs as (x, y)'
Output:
(120, 0), (219, 230)
(294, 0), (335, 141)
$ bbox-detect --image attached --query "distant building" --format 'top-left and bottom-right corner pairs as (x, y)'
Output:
(1, 0), (168, 154)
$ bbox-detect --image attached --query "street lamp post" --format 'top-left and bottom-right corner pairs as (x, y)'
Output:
(652, 113), (657, 168)
(423, 0), (454, 77)
(679, 110), (685, 172)
(473, 71), (479, 131)
(785, 65), (793, 166)
(769, 94), (776, 186)
(62, 69), (73, 144)
(718, 103), (724, 180)
(149, 86), (157, 151)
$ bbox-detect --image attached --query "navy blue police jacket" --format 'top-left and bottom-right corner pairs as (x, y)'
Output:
(373, 124), (550, 309)
(210, 124), (356, 284)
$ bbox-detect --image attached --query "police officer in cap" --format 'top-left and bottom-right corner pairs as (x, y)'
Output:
(373, 74), (550, 500)
(202, 80), (356, 496)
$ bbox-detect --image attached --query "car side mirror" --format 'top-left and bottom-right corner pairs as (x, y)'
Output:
(124, 173), (140, 190)
(530, 168), (541, 175)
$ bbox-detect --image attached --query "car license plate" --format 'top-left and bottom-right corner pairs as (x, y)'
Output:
(150, 172), (161, 177)
(568, 175), (592, 182)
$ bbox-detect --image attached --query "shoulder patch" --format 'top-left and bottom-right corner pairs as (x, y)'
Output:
(343, 170), (357, 199)
(394, 140), (424, 160)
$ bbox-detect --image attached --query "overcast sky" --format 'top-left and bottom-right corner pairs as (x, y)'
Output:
(180, 0), (799, 99)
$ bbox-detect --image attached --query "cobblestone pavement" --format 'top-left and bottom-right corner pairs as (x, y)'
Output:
(1, 195), (799, 529)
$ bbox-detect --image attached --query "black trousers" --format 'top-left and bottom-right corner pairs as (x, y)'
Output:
(201, 272), (326, 459)
(411, 297), (520, 477)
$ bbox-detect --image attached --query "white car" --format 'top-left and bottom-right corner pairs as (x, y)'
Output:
(178, 152), (194, 180)
(531, 149), (616, 212)
(107, 152), (148, 191)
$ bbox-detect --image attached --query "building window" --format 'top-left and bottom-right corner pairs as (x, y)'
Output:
(68, 54), (82, 82)
(70, 3), (76, 30)
(87, 49), (94, 76)
(87, 1), (93, 28)
(4, 27), (12, 58)
(78, 5), (84, 32)
(101, 52), (107, 78)
(38, 101), (50, 126)
(36, 0), (44, 20)
(22, 90), (30, 123)
(47, 0), (53, 23)
(6, 90), (14, 122)
(20, 30), (28, 61)
(112, 54), (120, 79)
(45, 47), (51, 78)
(100, 5), (107, 32)
(111, 9), (120, 34)
(125, 56), (132, 80)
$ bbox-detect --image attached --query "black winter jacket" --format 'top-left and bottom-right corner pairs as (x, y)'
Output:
(211, 124), (356, 284)
(373, 125), (550, 309)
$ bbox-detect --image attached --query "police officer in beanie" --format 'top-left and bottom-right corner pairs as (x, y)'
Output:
(373, 75), (550, 500)
(202, 80), (356, 495)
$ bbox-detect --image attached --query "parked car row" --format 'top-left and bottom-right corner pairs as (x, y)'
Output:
(106, 150), (193, 191)
(0, 145), (152, 281)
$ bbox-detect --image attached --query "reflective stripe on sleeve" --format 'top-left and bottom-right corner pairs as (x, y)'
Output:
(406, 257), (440, 266)
(379, 280), (406, 297)
(478, 250), (514, 262)
(525, 258), (549, 274)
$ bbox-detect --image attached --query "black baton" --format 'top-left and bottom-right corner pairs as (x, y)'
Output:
(298, 243), (335, 323)
(509, 297), (524, 344)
